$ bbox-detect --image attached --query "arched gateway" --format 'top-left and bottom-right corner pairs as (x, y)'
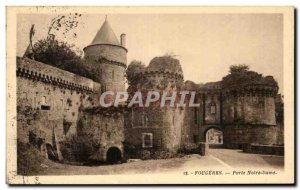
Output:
(204, 126), (223, 145)
(106, 147), (122, 163)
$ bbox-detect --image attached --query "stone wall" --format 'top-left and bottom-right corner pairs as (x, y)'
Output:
(204, 92), (221, 125)
(84, 44), (127, 64)
(276, 122), (284, 145)
(223, 125), (279, 148)
(77, 108), (125, 161)
(182, 106), (202, 144)
(87, 61), (126, 92)
(243, 144), (284, 156)
(220, 84), (279, 148)
(83, 44), (127, 92)
(142, 72), (184, 89)
(222, 95), (276, 125)
(125, 106), (184, 153)
(124, 56), (185, 154)
(17, 57), (100, 154)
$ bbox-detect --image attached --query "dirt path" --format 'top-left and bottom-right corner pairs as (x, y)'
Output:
(36, 149), (284, 176)
(38, 156), (188, 175)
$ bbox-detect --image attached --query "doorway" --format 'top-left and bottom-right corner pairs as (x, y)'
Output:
(205, 128), (223, 148)
(106, 147), (122, 164)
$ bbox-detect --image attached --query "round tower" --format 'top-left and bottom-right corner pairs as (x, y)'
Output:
(83, 18), (127, 92)
(125, 55), (184, 153)
(143, 56), (184, 90)
(222, 80), (279, 148)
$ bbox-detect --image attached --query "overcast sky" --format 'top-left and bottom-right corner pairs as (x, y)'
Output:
(17, 13), (283, 93)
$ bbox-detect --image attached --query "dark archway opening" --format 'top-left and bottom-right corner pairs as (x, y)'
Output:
(106, 147), (122, 164)
(46, 143), (58, 161)
(205, 128), (223, 148)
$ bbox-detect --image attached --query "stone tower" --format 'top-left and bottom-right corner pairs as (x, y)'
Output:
(83, 18), (127, 92)
(221, 76), (279, 148)
(125, 56), (185, 154)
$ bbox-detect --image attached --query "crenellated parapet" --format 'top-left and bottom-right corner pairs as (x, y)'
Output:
(145, 56), (184, 79)
(222, 83), (278, 98)
(17, 57), (99, 94)
(88, 56), (127, 69)
(143, 70), (184, 80)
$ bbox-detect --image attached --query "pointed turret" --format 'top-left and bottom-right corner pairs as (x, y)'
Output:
(83, 17), (127, 92)
(89, 20), (120, 46)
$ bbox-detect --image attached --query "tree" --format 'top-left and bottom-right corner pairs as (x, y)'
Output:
(125, 60), (146, 88)
(27, 13), (83, 65)
(23, 13), (97, 80)
(32, 38), (82, 67)
(229, 64), (249, 74)
(222, 64), (278, 87)
(29, 38), (103, 81)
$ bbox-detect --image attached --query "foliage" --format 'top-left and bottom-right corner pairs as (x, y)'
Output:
(222, 64), (278, 87)
(126, 56), (185, 91)
(140, 150), (151, 160)
(152, 150), (173, 159)
(33, 38), (82, 66)
(125, 60), (146, 89)
(30, 38), (100, 81)
(229, 64), (249, 74)
(177, 143), (199, 155)
(148, 55), (183, 74)
(17, 140), (43, 175)
(24, 13), (100, 81)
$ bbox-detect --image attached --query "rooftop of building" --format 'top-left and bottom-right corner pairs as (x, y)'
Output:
(87, 18), (121, 47)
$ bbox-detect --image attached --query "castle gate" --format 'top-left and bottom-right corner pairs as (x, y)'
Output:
(199, 125), (223, 145)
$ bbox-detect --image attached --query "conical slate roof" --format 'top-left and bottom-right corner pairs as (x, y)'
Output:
(89, 19), (120, 46)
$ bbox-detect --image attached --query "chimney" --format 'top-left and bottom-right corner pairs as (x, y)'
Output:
(120, 33), (126, 47)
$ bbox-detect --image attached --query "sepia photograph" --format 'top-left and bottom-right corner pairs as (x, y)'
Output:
(6, 6), (294, 184)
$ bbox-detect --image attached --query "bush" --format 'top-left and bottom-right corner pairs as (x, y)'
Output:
(140, 150), (151, 160)
(177, 143), (199, 155)
(152, 150), (173, 159)
(123, 142), (140, 159)
(17, 140), (43, 175)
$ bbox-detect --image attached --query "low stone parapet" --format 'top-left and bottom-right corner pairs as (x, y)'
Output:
(242, 144), (284, 156)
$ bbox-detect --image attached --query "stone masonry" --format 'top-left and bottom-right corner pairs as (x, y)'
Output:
(17, 18), (284, 162)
